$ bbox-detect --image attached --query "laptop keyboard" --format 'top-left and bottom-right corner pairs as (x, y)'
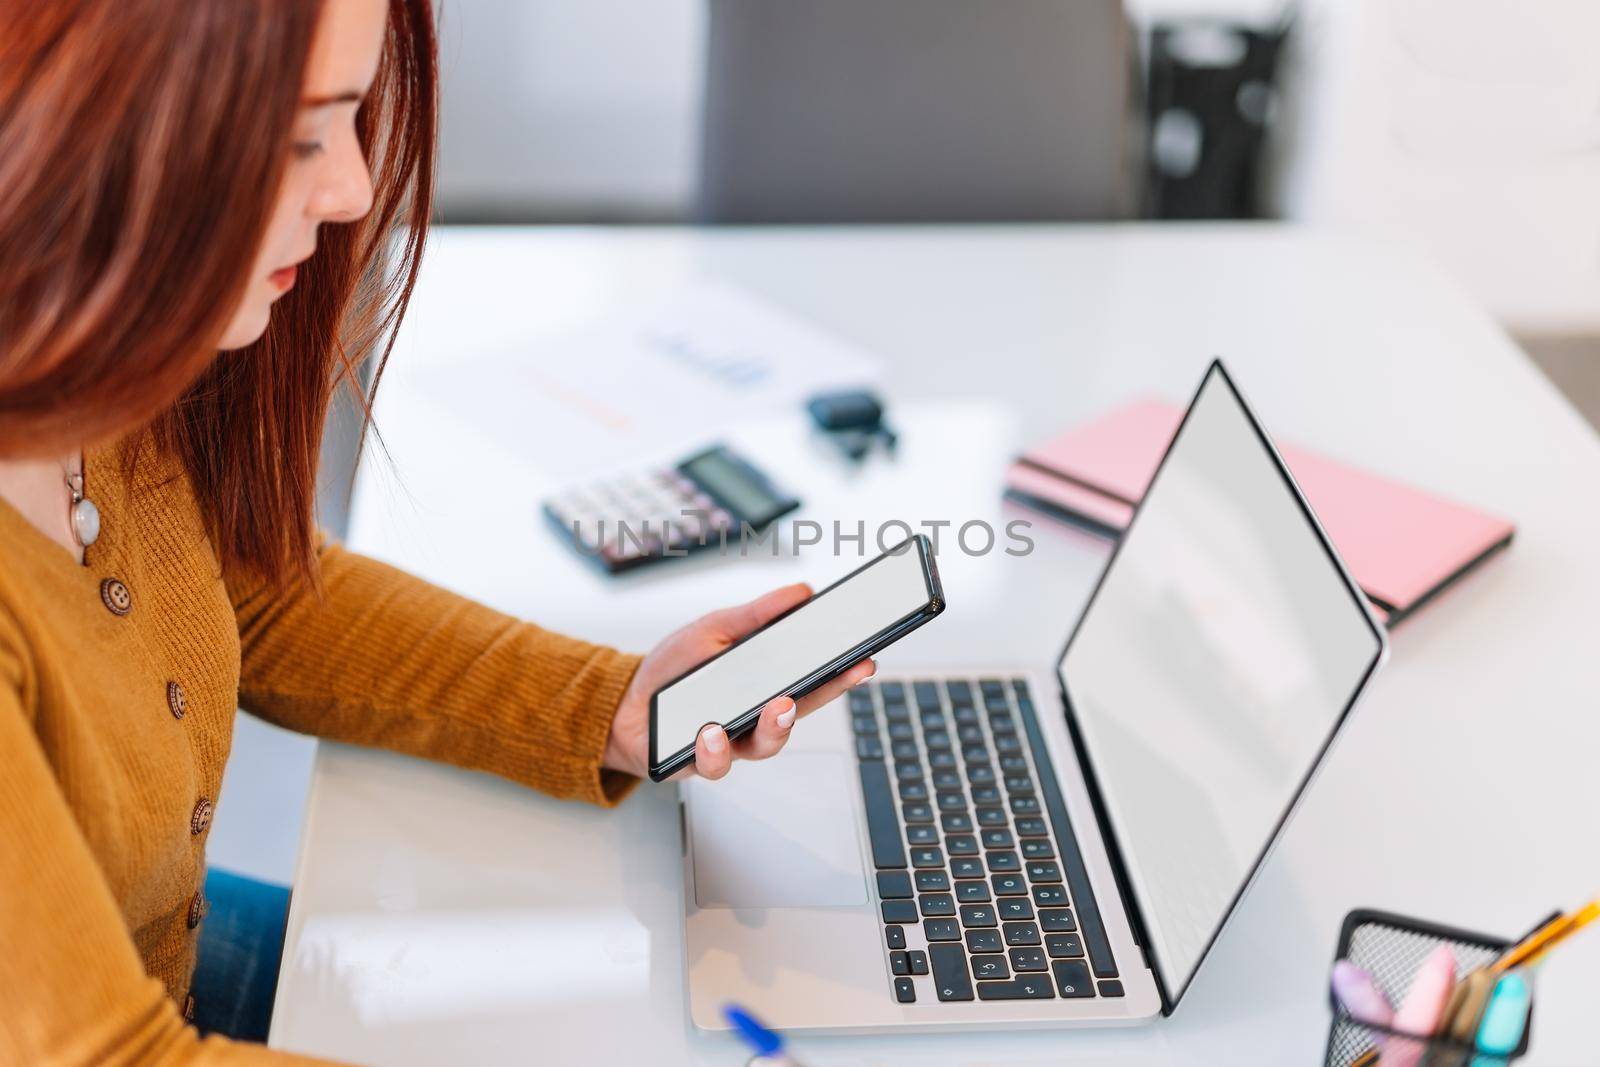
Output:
(851, 677), (1124, 1005)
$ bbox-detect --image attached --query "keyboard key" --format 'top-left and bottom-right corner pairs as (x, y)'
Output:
(848, 690), (873, 714)
(894, 976), (916, 1003)
(961, 745), (988, 764)
(1033, 885), (1068, 907)
(899, 781), (929, 801)
(991, 874), (1027, 896)
(954, 881), (991, 903)
(940, 812), (973, 833)
(906, 825), (938, 846)
(957, 724), (984, 745)
(959, 904), (997, 928)
(1004, 776), (1034, 795)
(930, 943), (974, 1002)
(1040, 909), (1077, 932)
(998, 899), (1034, 921)
(880, 682), (905, 703)
(859, 762), (907, 869)
(977, 977), (1054, 1000)
(1009, 947), (1048, 972)
(981, 829), (1014, 849)
(948, 682), (975, 706)
(902, 803), (934, 824)
(1003, 922), (1041, 946)
(885, 925), (906, 949)
(915, 870), (950, 892)
(852, 713), (878, 736)
(1026, 861), (1063, 883)
(929, 751), (957, 770)
(995, 735), (1023, 754)
(856, 736), (885, 761)
(970, 954), (1010, 981)
(1098, 980), (1125, 997)
(919, 894), (956, 918)
(945, 835), (979, 856)
(952, 706), (980, 725)
(1015, 817), (1049, 837)
(896, 762), (924, 781)
(967, 764), (996, 785)
(989, 713), (1016, 734)
(964, 929), (1002, 953)
(1046, 933), (1085, 958)
(924, 730), (951, 750)
(979, 679), (1004, 699)
(881, 900), (917, 923)
(1021, 839), (1055, 859)
(1000, 754), (1029, 773)
(932, 770), (961, 790)
(908, 950), (929, 974)
(975, 807), (1007, 827)
(914, 681), (940, 710)
(891, 741), (920, 762)
(924, 918), (961, 942)
(951, 857), (984, 879)
(1009, 795), (1040, 815)
(887, 720), (914, 741)
(986, 851), (1021, 873)
(891, 950), (910, 975)
(911, 847), (944, 868)
(877, 871), (913, 899)
(1052, 959), (1095, 998)
(920, 712), (946, 731)
(971, 786), (1002, 805)
(936, 791), (967, 813)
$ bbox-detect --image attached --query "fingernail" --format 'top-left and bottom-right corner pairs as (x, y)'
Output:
(776, 701), (796, 729)
(701, 724), (726, 754)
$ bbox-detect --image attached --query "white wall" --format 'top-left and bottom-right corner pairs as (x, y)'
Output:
(432, 0), (1600, 333)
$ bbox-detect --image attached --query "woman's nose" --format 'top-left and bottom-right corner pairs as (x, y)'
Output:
(311, 138), (375, 225)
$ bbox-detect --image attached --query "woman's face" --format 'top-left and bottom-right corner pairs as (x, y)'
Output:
(217, 0), (388, 351)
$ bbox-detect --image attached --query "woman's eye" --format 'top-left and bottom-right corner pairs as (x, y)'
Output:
(292, 141), (325, 161)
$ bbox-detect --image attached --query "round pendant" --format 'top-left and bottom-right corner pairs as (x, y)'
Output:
(71, 497), (101, 548)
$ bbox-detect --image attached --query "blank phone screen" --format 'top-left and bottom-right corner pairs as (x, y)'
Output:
(652, 542), (933, 769)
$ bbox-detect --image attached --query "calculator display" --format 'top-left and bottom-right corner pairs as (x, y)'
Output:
(679, 449), (790, 525)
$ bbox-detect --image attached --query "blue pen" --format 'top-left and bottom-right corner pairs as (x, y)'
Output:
(1471, 972), (1531, 1065)
(724, 1004), (809, 1067)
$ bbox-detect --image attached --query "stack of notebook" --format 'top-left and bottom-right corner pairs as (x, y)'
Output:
(1005, 400), (1514, 627)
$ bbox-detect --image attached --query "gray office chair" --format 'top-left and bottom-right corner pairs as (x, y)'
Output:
(698, 0), (1141, 223)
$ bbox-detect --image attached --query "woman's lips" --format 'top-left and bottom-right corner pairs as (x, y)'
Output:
(268, 264), (297, 291)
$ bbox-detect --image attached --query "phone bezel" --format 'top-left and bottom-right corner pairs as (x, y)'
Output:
(647, 533), (943, 781)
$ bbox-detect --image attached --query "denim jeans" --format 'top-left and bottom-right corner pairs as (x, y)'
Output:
(189, 867), (291, 1043)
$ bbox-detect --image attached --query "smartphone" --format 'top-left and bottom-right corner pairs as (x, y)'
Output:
(647, 534), (944, 781)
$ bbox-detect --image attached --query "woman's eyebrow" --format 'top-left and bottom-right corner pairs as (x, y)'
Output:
(302, 90), (364, 107)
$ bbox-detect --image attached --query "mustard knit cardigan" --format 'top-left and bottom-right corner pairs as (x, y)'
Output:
(0, 437), (642, 1065)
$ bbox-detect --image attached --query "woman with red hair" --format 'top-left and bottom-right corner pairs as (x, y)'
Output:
(0, 1), (872, 1061)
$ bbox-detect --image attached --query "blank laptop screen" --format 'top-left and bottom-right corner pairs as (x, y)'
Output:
(1058, 365), (1384, 1004)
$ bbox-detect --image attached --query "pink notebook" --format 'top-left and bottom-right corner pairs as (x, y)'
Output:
(1005, 400), (1515, 627)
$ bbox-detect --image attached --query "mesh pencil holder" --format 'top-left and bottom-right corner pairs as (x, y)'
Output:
(1325, 908), (1534, 1067)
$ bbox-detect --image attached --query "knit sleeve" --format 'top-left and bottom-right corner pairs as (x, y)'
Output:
(226, 538), (642, 807)
(0, 616), (342, 1066)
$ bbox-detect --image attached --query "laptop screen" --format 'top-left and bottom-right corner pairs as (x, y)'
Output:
(1057, 363), (1385, 1007)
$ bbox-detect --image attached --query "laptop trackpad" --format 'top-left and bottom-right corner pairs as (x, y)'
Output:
(688, 751), (868, 908)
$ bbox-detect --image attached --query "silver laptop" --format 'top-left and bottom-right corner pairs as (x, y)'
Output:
(678, 361), (1388, 1030)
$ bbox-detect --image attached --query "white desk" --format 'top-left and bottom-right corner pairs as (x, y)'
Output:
(270, 225), (1600, 1064)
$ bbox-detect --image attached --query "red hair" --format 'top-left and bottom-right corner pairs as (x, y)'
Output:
(0, 0), (437, 585)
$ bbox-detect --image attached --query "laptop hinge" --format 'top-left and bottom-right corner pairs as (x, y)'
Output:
(1055, 674), (1176, 1016)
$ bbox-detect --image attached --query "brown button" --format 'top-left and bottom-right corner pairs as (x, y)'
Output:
(189, 797), (213, 836)
(183, 993), (195, 1021)
(167, 681), (188, 720)
(100, 577), (132, 616)
(187, 889), (205, 930)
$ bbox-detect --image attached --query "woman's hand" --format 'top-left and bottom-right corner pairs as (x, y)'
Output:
(603, 583), (877, 782)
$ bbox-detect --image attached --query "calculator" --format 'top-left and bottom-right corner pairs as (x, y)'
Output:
(542, 444), (801, 574)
